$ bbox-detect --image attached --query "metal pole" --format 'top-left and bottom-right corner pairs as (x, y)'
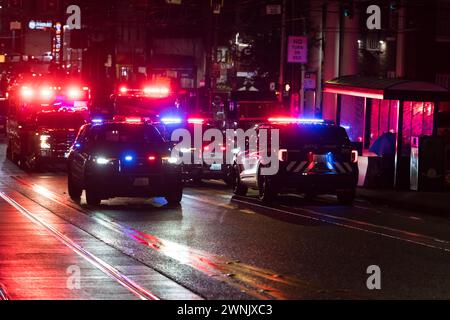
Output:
(278, 0), (287, 103)
(394, 100), (404, 188)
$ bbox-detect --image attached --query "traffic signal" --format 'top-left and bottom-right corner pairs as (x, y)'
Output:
(342, 1), (354, 18)
(389, 1), (399, 11)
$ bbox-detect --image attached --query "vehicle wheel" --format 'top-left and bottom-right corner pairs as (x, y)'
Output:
(258, 172), (278, 203)
(232, 164), (247, 196)
(85, 187), (101, 206)
(223, 165), (234, 187)
(337, 189), (356, 205)
(165, 177), (183, 205)
(68, 172), (82, 202)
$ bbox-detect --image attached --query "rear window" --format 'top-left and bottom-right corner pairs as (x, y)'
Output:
(279, 125), (350, 148)
(36, 113), (86, 129)
(89, 124), (164, 144)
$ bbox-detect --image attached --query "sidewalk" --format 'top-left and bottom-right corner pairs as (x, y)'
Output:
(357, 188), (450, 216)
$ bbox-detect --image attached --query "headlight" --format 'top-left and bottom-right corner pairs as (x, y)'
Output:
(40, 135), (51, 149)
(95, 157), (116, 165)
(162, 156), (179, 164)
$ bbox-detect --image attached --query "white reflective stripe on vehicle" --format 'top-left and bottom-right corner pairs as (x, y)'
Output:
(293, 161), (308, 173)
(286, 161), (297, 172)
(334, 162), (346, 174)
(343, 162), (353, 172)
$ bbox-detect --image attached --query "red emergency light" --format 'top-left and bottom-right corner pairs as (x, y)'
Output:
(187, 118), (205, 124)
(143, 86), (170, 98)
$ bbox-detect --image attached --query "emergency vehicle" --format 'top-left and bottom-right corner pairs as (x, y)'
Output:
(5, 75), (90, 170)
(231, 118), (359, 204)
(110, 78), (188, 122)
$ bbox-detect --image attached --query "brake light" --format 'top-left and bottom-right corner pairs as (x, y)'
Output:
(351, 150), (358, 163)
(220, 146), (226, 151)
(187, 118), (205, 124)
(308, 151), (314, 163)
(278, 149), (288, 161)
(148, 155), (156, 161)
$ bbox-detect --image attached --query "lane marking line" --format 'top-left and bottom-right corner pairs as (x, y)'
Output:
(0, 191), (160, 301)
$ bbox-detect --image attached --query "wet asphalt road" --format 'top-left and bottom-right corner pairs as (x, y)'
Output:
(1, 136), (450, 299)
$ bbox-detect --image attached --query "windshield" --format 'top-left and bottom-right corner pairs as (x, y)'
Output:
(89, 124), (164, 145)
(36, 113), (86, 129)
(279, 125), (350, 148)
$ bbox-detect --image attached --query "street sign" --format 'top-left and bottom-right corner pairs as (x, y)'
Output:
(10, 21), (21, 30)
(287, 36), (307, 64)
(304, 72), (316, 90)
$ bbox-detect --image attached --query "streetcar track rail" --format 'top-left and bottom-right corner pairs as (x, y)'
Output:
(230, 195), (450, 253)
(7, 176), (337, 299)
(0, 191), (160, 301)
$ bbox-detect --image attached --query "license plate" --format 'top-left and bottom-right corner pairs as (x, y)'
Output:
(313, 154), (327, 163)
(133, 178), (149, 186)
(210, 163), (222, 171)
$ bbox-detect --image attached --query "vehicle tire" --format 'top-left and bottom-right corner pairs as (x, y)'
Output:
(223, 165), (234, 188)
(258, 172), (278, 203)
(337, 189), (356, 205)
(68, 172), (82, 202)
(165, 177), (183, 205)
(85, 187), (101, 206)
(232, 164), (247, 196)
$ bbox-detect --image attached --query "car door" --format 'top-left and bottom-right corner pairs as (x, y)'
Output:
(240, 128), (259, 187)
(70, 125), (90, 184)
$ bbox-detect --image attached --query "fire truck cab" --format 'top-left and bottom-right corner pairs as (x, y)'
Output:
(5, 75), (90, 170)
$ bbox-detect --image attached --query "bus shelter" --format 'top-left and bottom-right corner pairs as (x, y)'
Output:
(324, 76), (450, 188)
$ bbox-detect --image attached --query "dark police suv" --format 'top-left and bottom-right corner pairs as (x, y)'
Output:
(67, 117), (183, 206)
(231, 118), (359, 204)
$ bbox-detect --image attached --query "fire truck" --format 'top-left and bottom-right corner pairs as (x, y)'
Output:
(5, 75), (91, 170)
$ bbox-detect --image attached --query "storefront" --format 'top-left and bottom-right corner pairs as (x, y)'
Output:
(323, 76), (450, 189)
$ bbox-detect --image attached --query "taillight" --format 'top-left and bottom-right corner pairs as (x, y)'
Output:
(148, 155), (156, 162)
(278, 149), (288, 161)
(351, 150), (358, 163)
(308, 151), (314, 163)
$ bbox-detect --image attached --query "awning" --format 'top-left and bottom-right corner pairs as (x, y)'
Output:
(324, 75), (450, 101)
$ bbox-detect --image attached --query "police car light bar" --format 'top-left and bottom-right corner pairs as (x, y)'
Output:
(92, 118), (103, 124)
(268, 117), (325, 124)
(187, 118), (205, 124)
(161, 117), (182, 125)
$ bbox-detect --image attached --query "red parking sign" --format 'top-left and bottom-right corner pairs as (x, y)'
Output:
(287, 36), (307, 64)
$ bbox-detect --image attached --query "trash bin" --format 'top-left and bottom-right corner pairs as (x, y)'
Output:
(410, 136), (445, 191)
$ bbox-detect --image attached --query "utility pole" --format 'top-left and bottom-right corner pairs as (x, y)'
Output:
(278, 0), (287, 103)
